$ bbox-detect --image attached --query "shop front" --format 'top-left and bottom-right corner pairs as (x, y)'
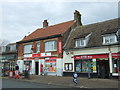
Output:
(74, 54), (110, 78)
(20, 53), (63, 76)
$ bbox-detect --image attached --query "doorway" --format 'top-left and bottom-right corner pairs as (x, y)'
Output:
(35, 62), (39, 75)
(97, 60), (110, 78)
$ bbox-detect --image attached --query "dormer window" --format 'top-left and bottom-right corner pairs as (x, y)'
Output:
(75, 33), (92, 47)
(75, 39), (86, 47)
(103, 34), (117, 44)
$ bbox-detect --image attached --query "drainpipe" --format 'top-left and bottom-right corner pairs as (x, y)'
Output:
(108, 46), (113, 78)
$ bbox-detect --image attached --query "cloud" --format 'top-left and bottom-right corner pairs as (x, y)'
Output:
(1, 2), (118, 43)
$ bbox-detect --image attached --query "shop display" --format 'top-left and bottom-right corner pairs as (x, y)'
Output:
(75, 59), (94, 73)
(45, 60), (56, 72)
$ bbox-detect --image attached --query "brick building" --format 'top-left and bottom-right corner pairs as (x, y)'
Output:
(17, 10), (82, 76)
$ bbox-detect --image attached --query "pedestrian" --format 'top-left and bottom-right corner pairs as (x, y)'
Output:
(14, 64), (19, 79)
(15, 64), (19, 71)
(73, 72), (78, 84)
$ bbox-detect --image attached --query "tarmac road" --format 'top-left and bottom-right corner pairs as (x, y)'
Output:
(2, 78), (69, 88)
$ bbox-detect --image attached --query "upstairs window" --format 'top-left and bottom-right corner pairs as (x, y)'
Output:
(24, 44), (32, 54)
(10, 44), (16, 51)
(36, 42), (40, 53)
(103, 35), (117, 44)
(45, 41), (57, 52)
(2, 46), (6, 52)
(75, 39), (86, 47)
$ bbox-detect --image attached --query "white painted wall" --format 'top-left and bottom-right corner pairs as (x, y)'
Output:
(56, 58), (63, 76)
(17, 60), (24, 73)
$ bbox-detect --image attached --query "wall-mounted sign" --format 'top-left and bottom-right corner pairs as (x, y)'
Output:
(58, 42), (62, 53)
(74, 54), (109, 59)
(32, 53), (51, 57)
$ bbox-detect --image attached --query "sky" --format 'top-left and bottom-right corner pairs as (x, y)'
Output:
(0, 0), (119, 46)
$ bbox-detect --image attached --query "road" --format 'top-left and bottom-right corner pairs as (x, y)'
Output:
(2, 79), (69, 88)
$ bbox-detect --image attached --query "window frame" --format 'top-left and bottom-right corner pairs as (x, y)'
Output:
(64, 63), (73, 71)
(23, 44), (32, 54)
(75, 38), (86, 47)
(103, 34), (117, 44)
(36, 42), (40, 53)
(45, 40), (57, 52)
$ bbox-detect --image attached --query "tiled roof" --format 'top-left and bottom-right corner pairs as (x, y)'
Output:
(64, 18), (119, 49)
(20, 20), (75, 42)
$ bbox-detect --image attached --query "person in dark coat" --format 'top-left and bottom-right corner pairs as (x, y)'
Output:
(15, 64), (19, 70)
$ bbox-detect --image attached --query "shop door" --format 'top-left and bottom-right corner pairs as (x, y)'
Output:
(35, 62), (39, 75)
(97, 60), (110, 78)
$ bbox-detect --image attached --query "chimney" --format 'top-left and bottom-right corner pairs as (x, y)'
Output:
(43, 20), (48, 28)
(74, 10), (82, 26)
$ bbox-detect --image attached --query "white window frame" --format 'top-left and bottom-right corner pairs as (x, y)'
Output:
(10, 45), (16, 51)
(24, 44), (32, 54)
(103, 34), (117, 44)
(45, 40), (57, 52)
(75, 39), (86, 47)
(36, 42), (40, 53)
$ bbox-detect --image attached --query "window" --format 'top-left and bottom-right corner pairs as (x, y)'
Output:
(103, 35), (117, 44)
(64, 63), (73, 71)
(75, 60), (93, 73)
(10, 45), (16, 51)
(2, 46), (6, 52)
(45, 60), (56, 72)
(36, 42), (40, 53)
(24, 44), (32, 53)
(45, 41), (57, 52)
(75, 39), (86, 47)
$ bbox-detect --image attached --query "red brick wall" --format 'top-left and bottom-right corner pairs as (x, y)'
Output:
(18, 37), (63, 59)
(18, 43), (24, 58)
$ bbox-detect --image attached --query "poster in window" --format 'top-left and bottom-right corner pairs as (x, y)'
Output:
(65, 63), (73, 71)
(69, 64), (72, 70)
(45, 60), (56, 72)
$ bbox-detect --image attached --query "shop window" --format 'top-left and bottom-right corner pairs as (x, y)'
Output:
(112, 58), (119, 73)
(64, 63), (73, 71)
(75, 60), (93, 73)
(45, 41), (57, 52)
(45, 60), (56, 72)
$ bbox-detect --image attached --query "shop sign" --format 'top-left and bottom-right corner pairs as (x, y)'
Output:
(74, 54), (109, 59)
(112, 53), (120, 58)
(45, 60), (56, 63)
(32, 53), (51, 57)
(58, 42), (62, 53)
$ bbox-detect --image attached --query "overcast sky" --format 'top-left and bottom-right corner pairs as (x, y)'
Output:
(0, 0), (119, 46)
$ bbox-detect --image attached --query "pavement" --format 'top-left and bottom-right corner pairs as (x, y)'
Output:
(1, 75), (120, 88)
